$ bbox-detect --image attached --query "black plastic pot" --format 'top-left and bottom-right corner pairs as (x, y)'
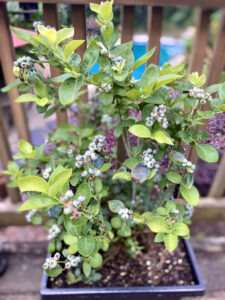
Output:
(40, 239), (205, 300)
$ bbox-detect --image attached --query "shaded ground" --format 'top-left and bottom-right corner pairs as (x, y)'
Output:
(0, 223), (225, 300)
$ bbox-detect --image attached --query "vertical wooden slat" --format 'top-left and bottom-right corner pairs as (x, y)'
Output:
(147, 6), (163, 65)
(71, 4), (87, 58)
(0, 106), (21, 203)
(117, 6), (135, 167)
(121, 6), (135, 43)
(206, 9), (225, 86)
(208, 153), (225, 197)
(188, 8), (211, 74)
(0, 2), (30, 141)
(43, 3), (68, 125)
(71, 4), (87, 105)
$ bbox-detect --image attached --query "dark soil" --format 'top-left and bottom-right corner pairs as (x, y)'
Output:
(49, 233), (195, 289)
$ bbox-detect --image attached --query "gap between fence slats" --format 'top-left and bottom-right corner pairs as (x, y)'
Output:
(188, 8), (211, 74)
(43, 3), (68, 124)
(208, 153), (225, 198)
(116, 5), (135, 167)
(0, 2), (30, 142)
(147, 6), (163, 65)
(0, 106), (21, 203)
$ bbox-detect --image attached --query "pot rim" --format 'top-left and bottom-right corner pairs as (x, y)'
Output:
(40, 239), (205, 296)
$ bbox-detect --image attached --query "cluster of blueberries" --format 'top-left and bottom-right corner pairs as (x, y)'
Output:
(48, 224), (61, 240)
(65, 255), (81, 269)
(63, 195), (86, 219)
(43, 252), (61, 270)
(100, 48), (125, 72)
(117, 207), (133, 220)
(14, 56), (37, 78)
(146, 104), (169, 129)
(189, 87), (212, 104)
(75, 135), (105, 177)
(43, 167), (52, 180)
(141, 148), (160, 170)
(181, 158), (196, 174)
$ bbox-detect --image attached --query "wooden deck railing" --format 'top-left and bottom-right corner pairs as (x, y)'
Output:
(0, 0), (225, 208)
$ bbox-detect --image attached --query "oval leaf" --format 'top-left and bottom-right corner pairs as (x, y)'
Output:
(18, 176), (49, 194)
(195, 144), (219, 163)
(78, 236), (96, 257)
(180, 185), (199, 206)
(128, 124), (151, 138)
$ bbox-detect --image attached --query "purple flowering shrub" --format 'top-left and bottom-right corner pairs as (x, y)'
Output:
(2, 0), (225, 282)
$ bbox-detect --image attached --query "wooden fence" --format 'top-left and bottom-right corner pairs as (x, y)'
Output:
(0, 0), (225, 223)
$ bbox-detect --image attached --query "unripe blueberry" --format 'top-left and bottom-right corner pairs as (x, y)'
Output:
(43, 172), (49, 180)
(65, 262), (71, 269)
(65, 190), (74, 198)
(187, 162), (192, 167)
(77, 195), (86, 202)
(94, 169), (101, 177)
(67, 255), (74, 261)
(49, 259), (57, 269)
(81, 170), (88, 177)
(71, 259), (78, 267)
(54, 252), (60, 260)
(43, 262), (49, 270)
(91, 152), (98, 161)
(76, 155), (82, 161)
(75, 161), (83, 168)
(45, 167), (52, 173)
(64, 206), (73, 215)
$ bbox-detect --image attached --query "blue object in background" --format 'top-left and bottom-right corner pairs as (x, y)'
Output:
(89, 41), (185, 80)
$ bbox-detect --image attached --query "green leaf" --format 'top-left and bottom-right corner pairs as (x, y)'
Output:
(219, 82), (225, 101)
(100, 163), (112, 172)
(1, 78), (22, 92)
(108, 200), (125, 213)
(18, 195), (58, 212)
(123, 158), (139, 170)
(172, 223), (190, 237)
(18, 176), (49, 194)
(64, 216), (82, 237)
(83, 262), (91, 277)
(111, 216), (122, 229)
(94, 178), (103, 193)
(147, 216), (170, 233)
(157, 207), (168, 216)
(46, 267), (63, 278)
(170, 151), (185, 164)
(180, 185), (199, 206)
(18, 140), (33, 154)
(68, 243), (78, 254)
(49, 169), (72, 197)
(114, 126), (123, 138)
(59, 76), (84, 105)
(194, 144), (219, 163)
(112, 171), (131, 181)
(75, 183), (91, 204)
(99, 92), (113, 105)
(156, 74), (182, 90)
(52, 73), (75, 83)
(34, 82), (48, 98)
(135, 64), (159, 90)
(15, 93), (39, 103)
(154, 232), (164, 243)
(128, 124), (151, 138)
(189, 72), (206, 88)
(78, 236), (96, 257)
(64, 40), (85, 58)
(166, 171), (182, 184)
(197, 110), (214, 119)
(36, 97), (48, 107)
(164, 233), (178, 253)
(64, 233), (78, 245)
(81, 41), (100, 74)
(118, 225), (131, 237)
(152, 129), (173, 145)
(55, 28), (74, 45)
(90, 253), (103, 268)
(133, 47), (156, 70)
(48, 165), (65, 185)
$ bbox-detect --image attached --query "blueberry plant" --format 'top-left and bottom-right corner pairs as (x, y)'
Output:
(2, 0), (225, 283)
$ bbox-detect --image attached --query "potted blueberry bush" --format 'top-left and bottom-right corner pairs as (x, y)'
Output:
(2, 0), (225, 299)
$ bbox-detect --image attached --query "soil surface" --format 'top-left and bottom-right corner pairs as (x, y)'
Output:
(49, 233), (195, 289)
